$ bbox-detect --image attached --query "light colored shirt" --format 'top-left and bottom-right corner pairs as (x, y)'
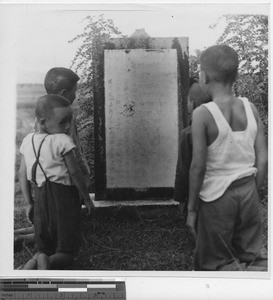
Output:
(20, 133), (76, 187)
(200, 97), (257, 202)
(34, 115), (90, 178)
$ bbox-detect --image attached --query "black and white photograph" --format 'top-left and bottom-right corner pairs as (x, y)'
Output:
(0, 1), (271, 298)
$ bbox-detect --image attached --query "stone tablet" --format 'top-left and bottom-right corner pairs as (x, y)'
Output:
(104, 49), (178, 191)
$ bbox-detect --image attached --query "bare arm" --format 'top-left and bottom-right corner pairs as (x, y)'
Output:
(64, 150), (94, 212)
(251, 104), (268, 189)
(186, 107), (208, 235)
(174, 129), (191, 204)
(19, 155), (34, 223)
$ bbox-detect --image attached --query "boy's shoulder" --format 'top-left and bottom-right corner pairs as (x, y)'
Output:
(192, 103), (212, 123)
(20, 132), (35, 153)
(248, 100), (259, 123)
(237, 97), (259, 124)
(21, 132), (34, 144)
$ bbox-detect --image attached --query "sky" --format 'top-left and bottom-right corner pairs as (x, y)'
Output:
(1, 2), (269, 84)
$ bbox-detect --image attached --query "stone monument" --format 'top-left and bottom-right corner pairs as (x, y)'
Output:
(93, 31), (189, 201)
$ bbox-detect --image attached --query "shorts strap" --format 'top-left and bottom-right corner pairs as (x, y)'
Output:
(31, 133), (48, 185)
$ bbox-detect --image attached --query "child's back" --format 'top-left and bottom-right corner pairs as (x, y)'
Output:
(198, 96), (258, 201)
(205, 96), (250, 144)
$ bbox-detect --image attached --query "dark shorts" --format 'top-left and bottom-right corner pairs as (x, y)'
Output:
(33, 181), (81, 256)
(195, 176), (263, 271)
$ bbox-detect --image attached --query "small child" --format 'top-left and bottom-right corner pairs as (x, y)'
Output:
(186, 45), (268, 271)
(15, 68), (90, 252)
(174, 83), (211, 216)
(19, 94), (94, 270)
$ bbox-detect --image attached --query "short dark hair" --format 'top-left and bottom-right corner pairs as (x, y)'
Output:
(35, 94), (70, 119)
(200, 45), (238, 84)
(189, 83), (212, 110)
(44, 67), (80, 94)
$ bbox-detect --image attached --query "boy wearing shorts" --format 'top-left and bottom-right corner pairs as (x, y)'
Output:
(19, 95), (93, 269)
(187, 45), (268, 271)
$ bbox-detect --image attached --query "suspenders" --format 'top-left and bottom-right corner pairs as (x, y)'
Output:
(31, 134), (48, 186)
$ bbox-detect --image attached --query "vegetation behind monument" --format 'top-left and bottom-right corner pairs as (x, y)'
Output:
(191, 15), (268, 131)
(70, 14), (268, 191)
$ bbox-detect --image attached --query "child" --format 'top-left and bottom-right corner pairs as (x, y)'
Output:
(174, 83), (211, 216)
(43, 67), (90, 184)
(15, 68), (90, 251)
(19, 94), (94, 270)
(186, 45), (268, 271)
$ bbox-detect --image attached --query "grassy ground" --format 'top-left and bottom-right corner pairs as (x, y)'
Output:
(14, 84), (268, 270)
(14, 205), (196, 270)
(14, 200), (268, 271)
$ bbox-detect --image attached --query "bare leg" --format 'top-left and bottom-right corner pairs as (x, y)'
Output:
(37, 253), (51, 270)
(49, 252), (74, 270)
(23, 258), (37, 270)
(21, 233), (35, 245)
(14, 226), (34, 235)
(15, 233), (35, 245)
(23, 252), (39, 270)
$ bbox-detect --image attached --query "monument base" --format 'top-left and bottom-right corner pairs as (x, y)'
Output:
(88, 194), (178, 208)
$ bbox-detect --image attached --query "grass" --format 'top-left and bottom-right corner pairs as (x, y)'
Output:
(14, 200), (268, 270)
(14, 84), (268, 271)
(14, 205), (196, 270)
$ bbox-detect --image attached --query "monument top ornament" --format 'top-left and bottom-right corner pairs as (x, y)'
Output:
(130, 28), (151, 38)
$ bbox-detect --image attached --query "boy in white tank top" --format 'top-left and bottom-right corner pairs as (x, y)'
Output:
(186, 45), (268, 271)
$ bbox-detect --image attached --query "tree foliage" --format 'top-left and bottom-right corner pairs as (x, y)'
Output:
(189, 50), (201, 85)
(69, 14), (122, 114)
(212, 14), (268, 123)
(69, 15), (122, 191)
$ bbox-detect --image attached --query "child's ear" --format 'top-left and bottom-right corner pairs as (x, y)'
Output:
(199, 70), (208, 84)
(38, 117), (46, 128)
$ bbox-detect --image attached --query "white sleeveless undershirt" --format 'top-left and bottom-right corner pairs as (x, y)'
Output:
(200, 97), (257, 202)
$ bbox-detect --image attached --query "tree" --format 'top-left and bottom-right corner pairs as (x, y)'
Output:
(69, 15), (122, 112)
(211, 15), (268, 123)
(189, 49), (201, 85)
(69, 15), (122, 191)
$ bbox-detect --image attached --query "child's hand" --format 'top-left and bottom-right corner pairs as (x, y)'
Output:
(178, 202), (187, 216)
(26, 203), (34, 224)
(186, 210), (197, 240)
(84, 197), (95, 215)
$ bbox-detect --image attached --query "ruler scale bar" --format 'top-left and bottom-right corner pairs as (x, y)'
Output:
(58, 288), (88, 292)
(28, 284), (58, 288)
(0, 279), (126, 299)
(87, 284), (116, 289)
